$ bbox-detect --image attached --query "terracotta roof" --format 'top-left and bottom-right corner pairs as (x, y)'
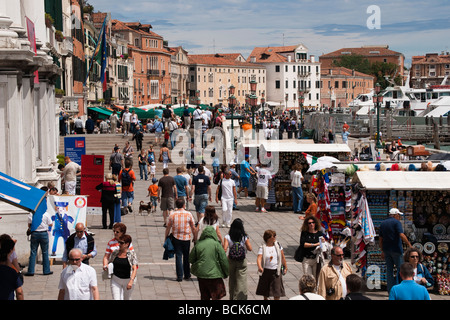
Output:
(411, 54), (450, 64)
(320, 66), (374, 79)
(246, 45), (314, 63)
(111, 19), (162, 39)
(320, 46), (404, 58)
(188, 53), (264, 68)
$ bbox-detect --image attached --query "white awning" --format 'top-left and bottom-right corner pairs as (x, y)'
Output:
(239, 140), (351, 153)
(355, 171), (450, 190)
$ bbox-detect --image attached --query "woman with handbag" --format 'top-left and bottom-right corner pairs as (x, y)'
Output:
(108, 234), (138, 300)
(159, 143), (171, 169)
(297, 215), (324, 282)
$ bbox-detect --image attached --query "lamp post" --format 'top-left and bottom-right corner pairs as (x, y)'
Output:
(298, 90), (304, 137)
(249, 79), (258, 139)
(196, 90), (200, 108)
(372, 83), (383, 149)
(261, 91), (265, 118)
(228, 85), (236, 150)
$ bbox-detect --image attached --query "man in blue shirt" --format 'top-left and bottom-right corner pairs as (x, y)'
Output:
(237, 154), (256, 199)
(379, 208), (412, 294)
(174, 167), (189, 203)
(62, 223), (97, 268)
(389, 262), (430, 300)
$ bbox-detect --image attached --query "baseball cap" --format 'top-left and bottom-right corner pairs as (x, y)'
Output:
(389, 208), (403, 215)
(152, 178), (158, 183)
(114, 146), (119, 151)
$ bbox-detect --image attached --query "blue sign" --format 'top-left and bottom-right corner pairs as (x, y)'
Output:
(64, 137), (86, 165)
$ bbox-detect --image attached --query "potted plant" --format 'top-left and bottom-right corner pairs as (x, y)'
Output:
(55, 88), (65, 98)
(45, 13), (54, 28)
(55, 30), (64, 42)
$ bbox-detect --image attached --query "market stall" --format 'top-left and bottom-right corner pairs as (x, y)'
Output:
(351, 170), (450, 294)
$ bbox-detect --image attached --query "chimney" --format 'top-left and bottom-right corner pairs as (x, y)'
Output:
(310, 55), (315, 63)
(250, 56), (256, 63)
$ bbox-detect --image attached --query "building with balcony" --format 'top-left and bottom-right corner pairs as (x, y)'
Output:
(188, 53), (266, 107)
(167, 46), (189, 105)
(320, 67), (374, 108)
(111, 20), (172, 107)
(410, 52), (450, 88)
(247, 44), (321, 110)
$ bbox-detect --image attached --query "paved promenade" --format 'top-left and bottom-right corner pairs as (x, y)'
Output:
(20, 133), (447, 301)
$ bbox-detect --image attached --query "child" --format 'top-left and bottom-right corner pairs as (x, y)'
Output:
(164, 129), (170, 146)
(256, 229), (287, 300)
(149, 161), (156, 180)
(147, 178), (159, 213)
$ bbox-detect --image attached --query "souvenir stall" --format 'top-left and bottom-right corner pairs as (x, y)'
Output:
(351, 170), (450, 294)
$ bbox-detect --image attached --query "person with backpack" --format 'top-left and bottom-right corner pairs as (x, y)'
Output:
(223, 218), (252, 300)
(119, 159), (136, 214)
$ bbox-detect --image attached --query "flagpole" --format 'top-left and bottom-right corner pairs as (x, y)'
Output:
(83, 17), (107, 86)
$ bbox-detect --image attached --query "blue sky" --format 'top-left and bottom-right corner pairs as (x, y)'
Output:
(90, 0), (450, 67)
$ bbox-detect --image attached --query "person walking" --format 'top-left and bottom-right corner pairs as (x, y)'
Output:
(132, 124), (144, 151)
(109, 110), (119, 134)
(58, 248), (99, 300)
(237, 155), (256, 199)
(379, 208), (412, 294)
(96, 173), (118, 229)
(289, 274), (325, 300)
(191, 165), (211, 222)
(341, 274), (371, 300)
(159, 143), (171, 169)
(403, 247), (434, 288)
(197, 206), (222, 244)
(216, 169), (237, 228)
(61, 156), (81, 195)
(300, 193), (319, 220)
(138, 149), (148, 181)
(108, 234), (138, 300)
(189, 225), (229, 300)
(121, 107), (131, 136)
(223, 218), (252, 300)
(165, 199), (197, 282)
(119, 159), (136, 214)
(109, 146), (124, 176)
(174, 167), (189, 205)
(183, 104), (191, 129)
(290, 164), (304, 214)
(62, 223), (97, 268)
(102, 223), (135, 273)
(153, 116), (164, 145)
(389, 262), (431, 300)
(317, 246), (353, 300)
(255, 163), (271, 213)
(256, 230), (287, 300)
(297, 215), (324, 281)
(158, 168), (177, 226)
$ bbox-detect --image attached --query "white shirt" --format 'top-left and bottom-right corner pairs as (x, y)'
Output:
(289, 292), (325, 300)
(28, 211), (53, 232)
(290, 170), (303, 187)
(258, 244), (283, 270)
(122, 111), (131, 122)
(58, 263), (98, 300)
(220, 178), (235, 200)
(333, 265), (347, 298)
(256, 168), (271, 187)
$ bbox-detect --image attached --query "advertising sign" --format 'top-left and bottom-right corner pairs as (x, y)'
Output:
(80, 155), (104, 214)
(64, 137), (86, 165)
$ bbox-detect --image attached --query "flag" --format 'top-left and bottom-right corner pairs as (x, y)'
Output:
(84, 17), (107, 91)
(302, 152), (317, 165)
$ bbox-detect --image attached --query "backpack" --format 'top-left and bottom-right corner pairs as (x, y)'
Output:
(229, 240), (246, 261)
(121, 169), (132, 187)
(213, 172), (221, 185)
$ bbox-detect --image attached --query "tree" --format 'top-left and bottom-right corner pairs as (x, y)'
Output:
(332, 54), (371, 75)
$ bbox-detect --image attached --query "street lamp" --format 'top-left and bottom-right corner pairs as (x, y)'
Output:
(261, 92), (265, 118)
(298, 90), (304, 137)
(372, 82), (383, 149)
(228, 84), (236, 130)
(249, 79), (258, 139)
(196, 90), (200, 108)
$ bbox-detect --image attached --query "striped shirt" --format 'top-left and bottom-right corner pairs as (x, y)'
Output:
(168, 209), (195, 241)
(105, 238), (134, 255)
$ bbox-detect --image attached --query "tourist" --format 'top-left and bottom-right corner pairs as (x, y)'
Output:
(289, 274), (325, 300)
(108, 234), (138, 300)
(132, 124), (144, 151)
(147, 177), (159, 213)
(174, 167), (189, 206)
(191, 165), (212, 221)
(189, 226), (229, 300)
(255, 163), (271, 212)
(197, 205), (222, 245)
(317, 246), (353, 300)
(297, 215), (324, 281)
(61, 156), (81, 195)
(290, 164), (304, 214)
(58, 248), (99, 300)
(341, 274), (371, 300)
(256, 230), (287, 300)
(165, 198), (197, 282)
(403, 247), (434, 288)
(158, 168), (177, 227)
(137, 149), (148, 181)
(119, 159), (136, 214)
(389, 262), (431, 300)
(102, 223), (135, 272)
(159, 142), (171, 169)
(0, 236), (24, 300)
(223, 218), (252, 300)
(300, 192), (319, 220)
(379, 208), (412, 293)
(96, 173), (118, 229)
(216, 169), (237, 227)
(237, 154), (256, 199)
(121, 107), (131, 136)
(109, 146), (124, 176)
(62, 223), (97, 268)
(153, 116), (164, 145)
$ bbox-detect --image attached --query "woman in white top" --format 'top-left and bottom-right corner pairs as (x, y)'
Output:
(223, 218), (252, 300)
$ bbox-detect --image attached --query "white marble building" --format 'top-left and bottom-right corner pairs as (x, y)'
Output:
(0, 1), (61, 263)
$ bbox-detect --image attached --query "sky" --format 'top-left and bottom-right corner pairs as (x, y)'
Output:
(90, 0), (450, 67)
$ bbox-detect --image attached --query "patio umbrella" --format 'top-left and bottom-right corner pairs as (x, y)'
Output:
(307, 161), (336, 173)
(317, 156), (340, 163)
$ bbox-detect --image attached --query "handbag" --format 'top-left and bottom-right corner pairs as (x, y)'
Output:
(294, 245), (304, 262)
(158, 153), (163, 162)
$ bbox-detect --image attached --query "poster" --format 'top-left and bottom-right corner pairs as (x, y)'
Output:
(329, 186), (346, 236)
(47, 195), (87, 259)
(25, 16), (39, 84)
(64, 137), (86, 165)
(80, 155), (104, 215)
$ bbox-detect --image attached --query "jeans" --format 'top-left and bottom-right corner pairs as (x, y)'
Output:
(27, 231), (51, 274)
(384, 251), (403, 293)
(172, 237), (191, 280)
(139, 163), (148, 180)
(292, 186), (304, 213)
(122, 191), (134, 208)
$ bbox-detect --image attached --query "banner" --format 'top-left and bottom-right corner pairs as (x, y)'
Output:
(64, 137), (86, 165)
(80, 155), (104, 215)
(47, 195), (87, 259)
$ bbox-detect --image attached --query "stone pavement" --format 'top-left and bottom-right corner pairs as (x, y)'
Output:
(20, 132), (447, 301)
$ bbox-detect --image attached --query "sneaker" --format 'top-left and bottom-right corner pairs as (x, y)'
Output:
(128, 205), (133, 213)
(255, 207), (260, 212)
(261, 208), (267, 213)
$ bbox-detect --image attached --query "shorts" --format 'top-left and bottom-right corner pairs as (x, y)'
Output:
(160, 197), (174, 211)
(64, 180), (77, 195)
(256, 185), (269, 199)
(193, 194), (208, 214)
(240, 177), (250, 189)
